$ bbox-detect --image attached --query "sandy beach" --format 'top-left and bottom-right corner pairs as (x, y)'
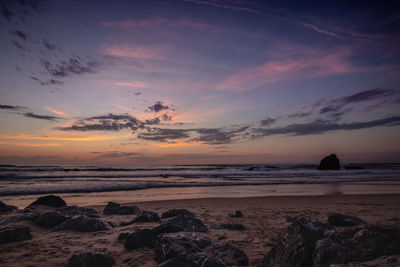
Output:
(1, 193), (400, 266)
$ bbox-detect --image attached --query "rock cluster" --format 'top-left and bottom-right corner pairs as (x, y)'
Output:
(63, 252), (115, 267)
(259, 216), (400, 267)
(103, 202), (140, 215)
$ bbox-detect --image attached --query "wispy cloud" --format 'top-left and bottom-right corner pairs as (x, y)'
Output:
(101, 17), (228, 32)
(23, 112), (63, 121)
(217, 48), (355, 91)
(115, 81), (148, 88)
(182, 0), (261, 14)
(0, 134), (116, 141)
(0, 141), (60, 147)
(101, 44), (171, 60)
(44, 107), (67, 116)
(31, 76), (63, 86)
(0, 104), (24, 110)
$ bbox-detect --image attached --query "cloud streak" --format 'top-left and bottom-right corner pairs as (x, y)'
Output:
(23, 112), (63, 121)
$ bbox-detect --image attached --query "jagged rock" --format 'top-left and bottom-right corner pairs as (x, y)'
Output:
(351, 226), (400, 261)
(154, 233), (224, 267)
(161, 209), (195, 218)
(134, 211), (160, 223)
(0, 226), (32, 243)
(318, 154), (340, 170)
(328, 213), (365, 227)
(229, 210), (244, 218)
(0, 201), (17, 213)
(313, 226), (400, 266)
(27, 195), (67, 208)
(212, 243), (249, 266)
(165, 215), (208, 233)
(35, 211), (69, 228)
(63, 252), (115, 267)
(57, 205), (99, 218)
(337, 255), (400, 266)
(103, 202), (140, 215)
(313, 235), (360, 266)
(259, 218), (333, 267)
(212, 223), (245, 231)
(54, 215), (111, 232)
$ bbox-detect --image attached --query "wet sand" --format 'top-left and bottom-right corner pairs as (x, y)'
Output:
(1, 194), (400, 266)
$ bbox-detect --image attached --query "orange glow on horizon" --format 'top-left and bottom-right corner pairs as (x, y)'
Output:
(0, 134), (117, 141)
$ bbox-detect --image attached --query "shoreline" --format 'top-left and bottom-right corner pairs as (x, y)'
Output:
(2, 181), (400, 209)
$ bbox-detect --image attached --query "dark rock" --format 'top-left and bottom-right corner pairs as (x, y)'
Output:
(351, 226), (400, 261)
(313, 235), (360, 266)
(165, 215), (208, 233)
(212, 223), (245, 230)
(124, 228), (156, 250)
(118, 232), (130, 241)
(212, 243), (249, 266)
(103, 202), (140, 215)
(284, 216), (298, 222)
(161, 209), (195, 218)
(318, 154), (340, 170)
(0, 201), (17, 213)
(124, 223), (183, 250)
(57, 205), (99, 218)
(35, 211), (69, 228)
(259, 218), (333, 267)
(133, 210), (160, 223)
(154, 233), (223, 267)
(339, 255), (400, 266)
(26, 195), (67, 208)
(0, 226), (32, 243)
(63, 252), (115, 267)
(54, 215), (111, 232)
(0, 212), (40, 225)
(229, 210), (243, 218)
(328, 213), (365, 227)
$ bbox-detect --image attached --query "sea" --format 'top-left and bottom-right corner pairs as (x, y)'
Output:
(1, 163), (400, 207)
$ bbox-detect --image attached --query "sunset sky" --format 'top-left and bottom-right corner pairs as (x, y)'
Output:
(0, 0), (399, 166)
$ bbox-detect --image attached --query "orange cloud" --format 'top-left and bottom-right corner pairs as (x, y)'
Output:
(44, 106), (67, 116)
(0, 134), (116, 141)
(0, 141), (60, 147)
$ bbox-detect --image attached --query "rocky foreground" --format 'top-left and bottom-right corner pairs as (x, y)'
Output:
(1, 194), (400, 266)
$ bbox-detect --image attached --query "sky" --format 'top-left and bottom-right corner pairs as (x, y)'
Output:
(0, 0), (399, 166)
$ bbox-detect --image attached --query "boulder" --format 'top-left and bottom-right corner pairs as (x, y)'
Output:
(0, 212), (40, 226)
(229, 210), (244, 218)
(0, 201), (17, 213)
(328, 213), (365, 227)
(161, 209), (195, 218)
(57, 205), (99, 218)
(318, 154), (340, 170)
(124, 228), (156, 250)
(155, 233), (223, 267)
(212, 243), (249, 266)
(313, 235), (360, 266)
(124, 223), (183, 250)
(0, 226), (32, 243)
(35, 211), (69, 228)
(63, 252), (115, 267)
(26, 195), (67, 208)
(212, 223), (245, 230)
(155, 233), (248, 266)
(103, 202), (140, 215)
(259, 218), (333, 267)
(54, 215), (111, 232)
(133, 210), (160, 223)
(165, 215), (208, 233)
